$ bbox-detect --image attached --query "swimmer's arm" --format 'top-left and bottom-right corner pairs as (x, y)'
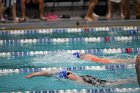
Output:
(25, 70), (59, 79)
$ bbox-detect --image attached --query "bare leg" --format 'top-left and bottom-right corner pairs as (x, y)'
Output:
(32, 0), (44, 19)
(120, 0), (124, 18)
(106, 0), (112, 19)
(0, 0), (3, 15)
(21, 0), (26, 19)
(0, 1), (4, 19)
(85, 0), (98, 21)
(0, 1), (6, 22)
(25, 71), (49, 78)
(12, 3), (19, 23)
(38, 0), (44, 18)
(21, 0), (30, 19)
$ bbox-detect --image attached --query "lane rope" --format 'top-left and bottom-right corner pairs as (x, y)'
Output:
(0, 64), (135, 75)
(0, 26), (138, 35)
(4, 88), (140, 93)
(0, 36), (139, 45)
(0, 48), (139, 57)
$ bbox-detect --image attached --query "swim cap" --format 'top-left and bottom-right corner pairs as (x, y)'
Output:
(73, 52), (80, 58)
(56, 71), (68, 79)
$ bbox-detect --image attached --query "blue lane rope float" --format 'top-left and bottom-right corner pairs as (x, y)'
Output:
(0, 48), (139, 57)
(0, 26), (139, 35)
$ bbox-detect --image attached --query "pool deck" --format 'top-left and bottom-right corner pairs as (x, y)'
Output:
(0, 17), (140, 30)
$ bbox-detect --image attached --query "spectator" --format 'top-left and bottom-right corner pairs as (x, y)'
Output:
(106, 0), (124, 19)
(85, 0), (98, 21)
(0, 0), (19, 23)
(20, 0), (45, 22)
(123, 0), (140, 19)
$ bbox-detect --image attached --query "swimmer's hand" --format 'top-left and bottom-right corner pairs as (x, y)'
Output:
(25, 74), (33, 79)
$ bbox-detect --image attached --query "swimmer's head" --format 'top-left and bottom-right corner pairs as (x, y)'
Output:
(73, 52), (80, 58)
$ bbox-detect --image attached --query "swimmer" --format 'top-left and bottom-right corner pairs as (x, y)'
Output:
(25, 67), (137, 87)
(73, 52), (135, 64)
(135, 55), (140, 86)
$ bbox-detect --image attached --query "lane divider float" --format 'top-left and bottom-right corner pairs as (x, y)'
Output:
(0, 26), (138, 35)
(0, 36), (139, 45)
(0, 48), (139, 57)
(0, 64), (135, 75)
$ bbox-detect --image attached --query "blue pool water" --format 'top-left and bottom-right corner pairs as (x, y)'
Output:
(0, 27), (140, 92)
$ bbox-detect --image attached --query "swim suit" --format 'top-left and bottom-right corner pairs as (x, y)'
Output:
(80, 75), (107, 86)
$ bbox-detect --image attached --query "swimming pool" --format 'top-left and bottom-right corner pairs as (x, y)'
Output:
(0, 23), (140, 93)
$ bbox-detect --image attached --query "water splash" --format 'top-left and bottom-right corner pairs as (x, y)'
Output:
(31, 52), (87, 66)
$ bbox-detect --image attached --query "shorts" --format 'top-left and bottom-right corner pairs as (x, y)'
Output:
(2, 0), (16, 8)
